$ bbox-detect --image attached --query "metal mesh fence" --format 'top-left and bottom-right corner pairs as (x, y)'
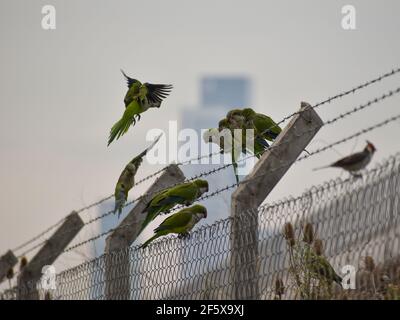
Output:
(2, 153), (400, 300)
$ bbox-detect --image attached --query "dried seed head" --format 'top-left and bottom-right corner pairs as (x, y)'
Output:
(20, 257), (28, 271)
(303, 223), (314, 244)
(275, 278), (285, 297)
(283, 222), (295, 247)
(6, 268), (14, 280)
(313, 239), (324, 256)
(364, 256), (376, 272)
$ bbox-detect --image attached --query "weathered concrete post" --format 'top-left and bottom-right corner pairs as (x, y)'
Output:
(104, 164), (185, 300)
(231, 103), (323, 299)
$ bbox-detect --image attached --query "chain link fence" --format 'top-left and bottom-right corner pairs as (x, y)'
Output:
(2, 153), (400, 300)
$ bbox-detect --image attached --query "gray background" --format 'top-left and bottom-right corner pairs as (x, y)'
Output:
(1, 0), (399, 259)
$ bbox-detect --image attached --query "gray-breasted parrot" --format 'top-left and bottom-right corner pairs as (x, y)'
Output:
(114, 134), (162, 217)
(139, 179), (209, 234)
(240, 108), (282, 143)
(108, 70), (172, 146)
(305, 247), (342, 286)
(141, 204), (207, 248)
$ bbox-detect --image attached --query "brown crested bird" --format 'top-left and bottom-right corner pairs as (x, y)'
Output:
(313, 141), (376, 175)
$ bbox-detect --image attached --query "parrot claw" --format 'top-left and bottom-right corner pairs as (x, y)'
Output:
(178, 232), (190, 239)
(350, 172), (363, 179)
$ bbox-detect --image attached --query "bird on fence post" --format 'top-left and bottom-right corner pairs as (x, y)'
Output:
(114, 134), (163, 217)
(139, 179), (209, 234)
(313, 141), (376, 177)
(140, 205), (207, 248)
(108, 70), (173, 145)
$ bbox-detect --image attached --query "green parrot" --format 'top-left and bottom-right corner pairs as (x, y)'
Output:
(141, 205), (207, 248)
(114, 134), (163, 217)
(108, 70), (173, 146)
(241, 108), (282, 142)
(224, 108), (281, 158)
(305, 247), (342, 286)
(140, 179), (209, 234)
(204, 124), (242, 183)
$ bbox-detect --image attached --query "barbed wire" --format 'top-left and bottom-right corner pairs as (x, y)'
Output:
(167, 111), (400, 214)
(16, 110), (400, 269)
(14, 85), (400, 258)
(11, 218), (66, 253)
(8, 67), (400, 257)
(5, 151), (400, 299)
(81, 84), (400, 220)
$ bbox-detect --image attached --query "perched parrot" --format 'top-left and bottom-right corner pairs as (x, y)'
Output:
(203, 126), (242, 183)
(108, 70), (172, 146)
(114, 134), (163, 217)
(141, 205), (207, 248)
(226, 108), (278, 154)
(241, 108), (282, 143)
(139, 179), (209, 234)
(313, 141), (376, 177)
(305, 247), (342, 286)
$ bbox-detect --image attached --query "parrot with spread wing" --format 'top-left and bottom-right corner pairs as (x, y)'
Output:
(114, 134), (163, 217)
(141, 205), (207, 248)
(139, 179), (209, 234)
(107, 70), (173, 146)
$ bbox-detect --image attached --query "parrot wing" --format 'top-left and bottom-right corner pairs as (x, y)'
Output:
(143, 83), (173, 108)
(140, 184), (195, 230)
(155, 210), (193, 232)
(139, 194), (185, 234)
(315, 256), (343, 285)
(255, 114), (282, 139)
(141, 210), (192, 248)
(121, 69), (141, 88)
(143, 182), (198, 214)
(108, 100), (142, 146)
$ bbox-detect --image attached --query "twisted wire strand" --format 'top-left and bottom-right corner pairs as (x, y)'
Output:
(9, 67), (400, 255)
(17, 111), (400, 265)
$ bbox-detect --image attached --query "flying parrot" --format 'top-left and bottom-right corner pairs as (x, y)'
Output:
(141, 204), (207, 248)
(313, 141), (376, 177)
(139, 179), (209, 234)
(108, 70), (173, 146)
(114, 134), (163, 217)
(305, 247), (342, 286)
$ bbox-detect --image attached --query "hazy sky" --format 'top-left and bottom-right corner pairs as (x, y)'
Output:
(1, 0), (400, 264)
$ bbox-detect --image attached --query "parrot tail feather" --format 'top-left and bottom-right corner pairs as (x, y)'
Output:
(312, 165), (331, 171)
(334, 274), (343, 287)
(108, 117), (135, 146)
(255, 137), (270, 148)
(141, 234), (162, 249)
